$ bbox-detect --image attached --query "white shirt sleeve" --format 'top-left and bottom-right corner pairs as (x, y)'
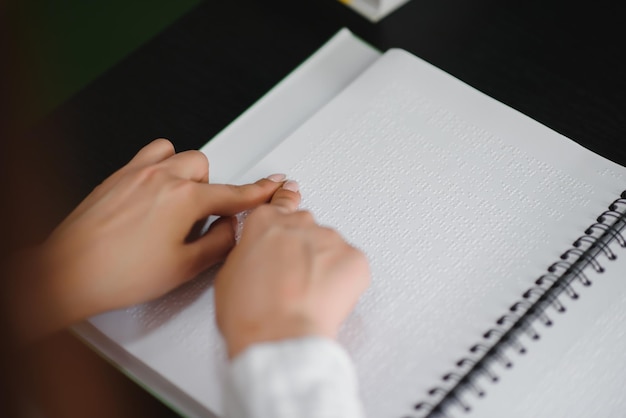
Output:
(223, 336), (365, 418)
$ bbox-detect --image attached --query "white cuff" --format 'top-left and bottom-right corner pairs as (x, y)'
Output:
(223, 337), (365, 418)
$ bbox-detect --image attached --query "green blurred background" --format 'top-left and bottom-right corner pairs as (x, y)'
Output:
(7, 0), (203, 129)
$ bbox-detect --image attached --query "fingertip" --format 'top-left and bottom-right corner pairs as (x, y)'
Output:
(270, 181), (301, 212)
(282, 180), (299, 193)
(254, 175), (286, 193)
(266, 173), (287, 183)
(245, 175), (288, 202)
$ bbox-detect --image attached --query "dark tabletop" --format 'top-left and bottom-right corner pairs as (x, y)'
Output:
(13, 0), (626, 414)
(24, 0), (626, 217)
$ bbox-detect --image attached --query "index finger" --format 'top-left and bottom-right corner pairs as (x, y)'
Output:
(190, 177), (284, 218)
(269, 180), (301, 213)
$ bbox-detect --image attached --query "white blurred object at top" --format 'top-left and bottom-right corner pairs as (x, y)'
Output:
(339, 0), (412, 22)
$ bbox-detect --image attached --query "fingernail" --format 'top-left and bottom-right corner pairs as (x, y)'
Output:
(266, 173), (286, 182)
(282, 180), (299, 192)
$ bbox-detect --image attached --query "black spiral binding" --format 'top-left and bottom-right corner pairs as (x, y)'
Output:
(408, 191), (626, 418)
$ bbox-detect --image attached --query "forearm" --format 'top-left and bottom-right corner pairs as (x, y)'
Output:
(5, 246), (91, 343)
(223, 337), (365, 418)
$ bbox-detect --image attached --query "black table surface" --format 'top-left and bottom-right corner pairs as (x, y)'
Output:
(11, 0), (625, 415)
(23, 0), (626, 222)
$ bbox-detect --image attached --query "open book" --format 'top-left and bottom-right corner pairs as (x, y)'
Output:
(74, 29), (626, 418)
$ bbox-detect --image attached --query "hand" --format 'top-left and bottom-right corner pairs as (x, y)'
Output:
(214, 181), (371, 359)
(11, 139), (285, 341)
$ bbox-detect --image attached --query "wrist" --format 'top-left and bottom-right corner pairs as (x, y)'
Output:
(225, 314), (329, 360)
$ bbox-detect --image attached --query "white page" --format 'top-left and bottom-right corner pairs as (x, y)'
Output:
(232, 48), (626, 417)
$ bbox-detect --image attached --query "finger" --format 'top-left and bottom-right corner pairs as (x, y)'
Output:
(269, 180), (301, 213)
(126, 138), (175, 169)
(189, 177), (285, 218)
(158, 150), (209, 182)
(185, 217), (235, 276)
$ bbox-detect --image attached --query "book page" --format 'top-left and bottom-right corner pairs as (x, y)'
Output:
(233, 49), (626, 417)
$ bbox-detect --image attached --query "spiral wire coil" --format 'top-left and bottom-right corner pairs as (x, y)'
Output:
(408, 191), (626, 418)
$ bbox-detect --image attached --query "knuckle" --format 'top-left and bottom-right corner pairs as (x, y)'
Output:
(135, 165), (162, 183)
(350, 246), (369, 265)
(352, 250), (371, 283)
(189, 149), (209, 164)
(340, 243), (369, 267)
(181, 150), (209, 171)
(318, 226), (341, 241)
(139, 138), (175, 160)
(153, 138), (175, 152)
